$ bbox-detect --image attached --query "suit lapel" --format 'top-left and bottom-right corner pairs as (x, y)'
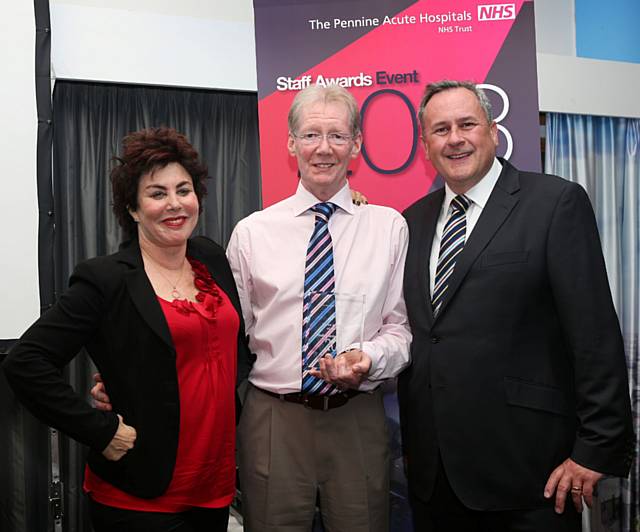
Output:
(434, 160), (521, 320)
(416, 189), (445, 326)
(117, 240), (175, 350)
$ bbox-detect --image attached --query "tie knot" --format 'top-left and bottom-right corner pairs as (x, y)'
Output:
(311, 202), (337, 223)
(451, 195), (470, 213)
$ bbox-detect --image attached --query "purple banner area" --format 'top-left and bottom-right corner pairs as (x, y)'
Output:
(253, 0), (416, 98)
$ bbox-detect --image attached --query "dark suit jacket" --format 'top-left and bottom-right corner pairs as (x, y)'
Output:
(398, 159), (634, 510)
(2, 236), (252, 498)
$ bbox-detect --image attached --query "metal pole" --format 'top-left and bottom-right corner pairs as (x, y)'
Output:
(49, 429), (63, 532)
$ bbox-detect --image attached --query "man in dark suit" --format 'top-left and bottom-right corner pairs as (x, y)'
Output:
(398, 80), (634, 531)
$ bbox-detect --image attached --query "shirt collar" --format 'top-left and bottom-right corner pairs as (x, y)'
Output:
(442, 157), (502, 213)
(291, 180), (354, 217)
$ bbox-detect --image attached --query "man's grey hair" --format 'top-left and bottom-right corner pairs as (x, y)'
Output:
(288, 84), (361, 136)
(418, 80), (493, 129)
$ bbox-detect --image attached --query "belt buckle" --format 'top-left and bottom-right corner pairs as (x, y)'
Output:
(300, 394), (332, 410)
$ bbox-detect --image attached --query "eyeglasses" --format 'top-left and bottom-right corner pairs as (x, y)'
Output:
(293, 132), (354, 146)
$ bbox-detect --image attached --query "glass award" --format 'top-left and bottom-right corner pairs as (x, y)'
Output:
(302, 290), (366, 371)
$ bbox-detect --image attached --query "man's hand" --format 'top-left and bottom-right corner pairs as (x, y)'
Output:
(310, 349), (372, 389)
(102, 414), (136, 461)
(91, 372), (112, 411)
(544, 458), (603, 513)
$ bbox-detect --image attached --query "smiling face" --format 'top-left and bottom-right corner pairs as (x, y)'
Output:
(421, 87), (498, 194)
(288, 100), (362, 201)
(130, 162), (199, 250)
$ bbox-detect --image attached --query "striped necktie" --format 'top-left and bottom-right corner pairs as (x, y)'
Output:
(301, 202), (339, 395)
(432, 194), (470, 316)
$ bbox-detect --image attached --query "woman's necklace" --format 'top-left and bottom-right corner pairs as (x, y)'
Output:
(142, 251), (188, 300)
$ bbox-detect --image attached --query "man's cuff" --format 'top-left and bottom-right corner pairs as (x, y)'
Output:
(572, 436), (635, 478)
(346, 341), (383, 391)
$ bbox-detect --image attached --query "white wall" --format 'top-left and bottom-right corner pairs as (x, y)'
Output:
(50, 0), (257, 91)
(0, 2), (40, 339)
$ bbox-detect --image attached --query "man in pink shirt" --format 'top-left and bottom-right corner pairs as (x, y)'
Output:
(226, 84), (411, 532)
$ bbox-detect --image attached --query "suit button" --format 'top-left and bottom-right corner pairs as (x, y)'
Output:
(431, 336), (440, 344)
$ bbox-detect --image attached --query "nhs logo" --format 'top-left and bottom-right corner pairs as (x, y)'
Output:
(478, 3), (516, 21)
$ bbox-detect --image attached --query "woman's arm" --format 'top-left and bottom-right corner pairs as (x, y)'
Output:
(2, 260), (120, 453)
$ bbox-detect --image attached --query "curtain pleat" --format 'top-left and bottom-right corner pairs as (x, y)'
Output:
(546, 113), (640, 532)
(0, 364), (51, 532)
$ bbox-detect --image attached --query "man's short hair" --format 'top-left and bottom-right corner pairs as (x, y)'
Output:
(418, 80), (493, 129)
(288, 85), (361, 136)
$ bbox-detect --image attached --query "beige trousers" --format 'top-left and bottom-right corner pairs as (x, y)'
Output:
(238, 384), (390, 532)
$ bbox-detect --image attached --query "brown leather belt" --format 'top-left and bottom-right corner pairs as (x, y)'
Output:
(255, 386), (362, 411)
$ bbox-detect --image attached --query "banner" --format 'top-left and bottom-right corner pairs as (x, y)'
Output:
(252, 2), (540, 529)
(253, 0), (540, 211)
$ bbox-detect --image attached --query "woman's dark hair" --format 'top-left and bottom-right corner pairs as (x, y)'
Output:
(111, 127), (208, 237)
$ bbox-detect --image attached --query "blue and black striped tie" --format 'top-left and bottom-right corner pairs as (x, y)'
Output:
(432, 195), (470, 316)
(301, 202), (339, 395)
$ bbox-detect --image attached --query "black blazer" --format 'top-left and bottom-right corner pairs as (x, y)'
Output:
(398, 159), (634, 510)
(2, 236), (252, 498)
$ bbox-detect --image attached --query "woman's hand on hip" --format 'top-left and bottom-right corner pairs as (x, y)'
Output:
(102, 414), (137, 461)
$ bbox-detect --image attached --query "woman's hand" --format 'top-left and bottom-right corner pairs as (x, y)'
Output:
(102, 414), (137, 461)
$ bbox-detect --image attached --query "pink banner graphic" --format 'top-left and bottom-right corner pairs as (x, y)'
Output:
(254, 0), (540, 210)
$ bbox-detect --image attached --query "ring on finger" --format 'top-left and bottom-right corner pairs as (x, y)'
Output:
(571, 486), (582, 492)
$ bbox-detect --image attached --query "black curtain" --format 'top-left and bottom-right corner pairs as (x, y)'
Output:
(0, 344), (50, 532)
(52, 80), (261, 283)
(50, 80), (261, 531)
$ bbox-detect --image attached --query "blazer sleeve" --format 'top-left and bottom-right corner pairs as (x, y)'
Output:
(546, 182), (634, 476)
(2, 260), (119, 452)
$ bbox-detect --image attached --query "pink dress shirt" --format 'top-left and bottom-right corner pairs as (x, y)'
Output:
(226, 182), (411, 393)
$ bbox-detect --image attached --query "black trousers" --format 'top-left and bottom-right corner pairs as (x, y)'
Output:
(88, 498), (230, 532)
(409, 459), (581, 532)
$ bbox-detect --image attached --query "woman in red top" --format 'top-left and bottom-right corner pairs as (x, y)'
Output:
(3, 127), (251, 531)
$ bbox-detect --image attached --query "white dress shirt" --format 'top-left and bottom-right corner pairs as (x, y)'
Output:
(227, 181), (412, 393)
(429, 158), (503, 295)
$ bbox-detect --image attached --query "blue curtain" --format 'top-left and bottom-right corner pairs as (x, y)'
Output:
(546, 113), (640, 532)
